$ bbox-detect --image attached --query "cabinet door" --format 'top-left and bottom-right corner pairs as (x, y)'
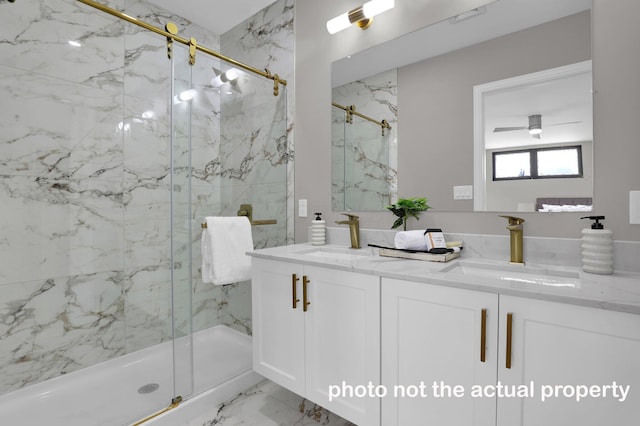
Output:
(498, 296), (640, 426)
(304, 265), (381, 426)
(252, 258), (306, 395)
(382, 278), (499, 426)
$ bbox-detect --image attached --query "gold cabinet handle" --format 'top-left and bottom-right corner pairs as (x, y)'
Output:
(480, 308), (487, 363)
(506, 312), (513, 369)
(292, 274), (300, 309)
(302, 275), (311, 312)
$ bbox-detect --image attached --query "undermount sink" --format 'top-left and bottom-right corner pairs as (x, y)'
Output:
(439, 260), (580, 288)
(294, 246), (373, 260)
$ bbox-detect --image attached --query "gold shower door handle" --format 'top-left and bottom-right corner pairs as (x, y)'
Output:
(292, 274), (300, 309)
(506, 312), (513, 369)
(480, 309), (487, 362)
(302, 275), (311, 312)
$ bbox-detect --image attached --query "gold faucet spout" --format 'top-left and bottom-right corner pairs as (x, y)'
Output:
(335, 213), (361, 249)
(499, 215), (525, 264)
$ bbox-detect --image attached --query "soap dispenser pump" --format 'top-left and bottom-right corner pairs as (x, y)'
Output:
(580, 215), (613, 275)
(311, 212), (326, 246)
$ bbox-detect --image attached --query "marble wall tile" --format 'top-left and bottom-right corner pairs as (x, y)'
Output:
(0, 65), (124, 180)
(0, 272), (124, 395)
(0, 0), (125, 92)
(123, 266), (172, 352)
(221, 0), (295, 245)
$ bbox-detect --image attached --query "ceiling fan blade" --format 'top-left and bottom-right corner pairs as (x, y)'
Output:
(493, 126), (527, 133)
(546, 120), (582, 127)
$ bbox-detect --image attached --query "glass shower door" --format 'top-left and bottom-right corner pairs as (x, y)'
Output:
(169, 43), (195, 401)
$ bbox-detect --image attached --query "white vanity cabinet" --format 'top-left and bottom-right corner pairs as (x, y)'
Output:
(382, 278), (640, 426)
(381, 277), (499, 426)
(252, 258), (380, 426)
(497, 295), (640, 426)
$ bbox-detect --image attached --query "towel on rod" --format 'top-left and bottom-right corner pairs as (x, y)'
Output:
(201, 216), (254, 285)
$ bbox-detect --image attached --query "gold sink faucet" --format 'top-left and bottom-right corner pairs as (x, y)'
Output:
(335, 213), (361, 249)
(500, 215), (525, 264)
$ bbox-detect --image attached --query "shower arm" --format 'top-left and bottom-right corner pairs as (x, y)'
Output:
(76, 0), (287, 96)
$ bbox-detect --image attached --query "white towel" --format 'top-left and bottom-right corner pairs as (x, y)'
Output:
(394, 230), (428, 250)
(201, 216), (254, 285)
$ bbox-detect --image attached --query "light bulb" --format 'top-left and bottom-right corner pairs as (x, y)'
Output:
(326, 12), (351, 34)
(362, 0), (395, 18)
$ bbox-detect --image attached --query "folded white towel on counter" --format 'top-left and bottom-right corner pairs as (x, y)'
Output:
(394, 230), (428, 250)
(201, 216), (254, 285)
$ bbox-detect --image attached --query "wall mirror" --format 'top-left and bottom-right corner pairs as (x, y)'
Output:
(331, 0), (593, 213)
(331, 69), (398, 211)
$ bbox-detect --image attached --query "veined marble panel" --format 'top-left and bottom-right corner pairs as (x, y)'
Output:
(0, 0), (125, 93)
(66, 178), (124, 276)
(123, 182), (171, 270)
(123, 265), (172, 353)
(0, 272), (124, 395)
(123, 94), (171, 184)
(221, 0), (294, 246)
(0, 176), (123, 285)
(0, 65), (123, 180)
(218, 92), (289, 185)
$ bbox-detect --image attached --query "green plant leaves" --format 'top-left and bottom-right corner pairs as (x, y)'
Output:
(386, 197), (431, 230)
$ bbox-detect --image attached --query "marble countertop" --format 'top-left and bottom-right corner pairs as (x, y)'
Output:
(248, 243), (640, 315)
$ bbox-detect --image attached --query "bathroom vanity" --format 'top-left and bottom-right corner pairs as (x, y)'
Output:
(249, 244), (640, 426)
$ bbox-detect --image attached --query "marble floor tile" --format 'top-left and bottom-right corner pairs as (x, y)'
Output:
(193, 380), (355, 426)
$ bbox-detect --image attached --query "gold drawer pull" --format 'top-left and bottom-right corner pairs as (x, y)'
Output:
(480, 308), (487, 363)
(506, 312), (513, 369)
(292, 274), (300, 309)
(303, 275), (311, 312)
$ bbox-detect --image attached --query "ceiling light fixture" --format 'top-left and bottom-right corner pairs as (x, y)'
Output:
(326, 0), (395, 35)
(68, 40), (82, 47)
(528, 114), (542, 135)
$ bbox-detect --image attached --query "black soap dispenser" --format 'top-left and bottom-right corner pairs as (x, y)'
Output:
(311, 212), (326, 246)
(580, 216), (613, 275)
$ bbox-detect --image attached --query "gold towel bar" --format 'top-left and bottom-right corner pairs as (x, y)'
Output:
(201, 219), (277, 228)
(201, 204), (277, 228)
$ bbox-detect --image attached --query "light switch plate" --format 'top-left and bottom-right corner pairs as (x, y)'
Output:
(630, 191), (640, 224)
(453, 185), (473, 200)
(298, 199), (308, 218)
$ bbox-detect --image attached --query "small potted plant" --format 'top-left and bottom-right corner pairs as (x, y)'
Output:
(386, 197), (431, 231)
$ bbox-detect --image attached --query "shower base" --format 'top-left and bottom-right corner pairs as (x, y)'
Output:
(0, 325), (262, 425)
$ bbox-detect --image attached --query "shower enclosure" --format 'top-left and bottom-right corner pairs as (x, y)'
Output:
(0, 0), (290, 424)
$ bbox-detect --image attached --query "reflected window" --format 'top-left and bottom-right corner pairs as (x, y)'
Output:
(493, 146), (583, 181)
(493, 151), (531, 179)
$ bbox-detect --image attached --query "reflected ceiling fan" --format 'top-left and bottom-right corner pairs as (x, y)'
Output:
(493, 114), (581, 139)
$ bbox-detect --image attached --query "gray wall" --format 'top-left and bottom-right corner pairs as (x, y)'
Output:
(294, 0), (640, 242)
